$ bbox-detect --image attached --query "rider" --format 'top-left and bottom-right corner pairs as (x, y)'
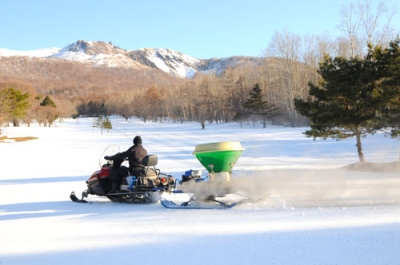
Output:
(105, 136), (148, 193)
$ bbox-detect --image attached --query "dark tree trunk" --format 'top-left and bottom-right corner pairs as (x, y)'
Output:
(355, 129), (365, 162)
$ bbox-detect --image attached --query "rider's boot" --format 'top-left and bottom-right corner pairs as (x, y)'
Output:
(108, 182), (119, 194)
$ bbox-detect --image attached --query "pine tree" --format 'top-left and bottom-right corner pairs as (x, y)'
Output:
(294, 41), (400, 162)
(0, 87), (30, 127)
(93, 115), (112, 134)
(242, 83), (278, 128)
(102, 116), (113, 133)
(40, 95), (56, 107)
(374, 41), (400, 136)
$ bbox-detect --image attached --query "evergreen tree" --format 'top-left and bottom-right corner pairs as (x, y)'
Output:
(242, 83), (278, 128)
(40, 95), (56, 107)
(93, 115), (112, 134)
(0, 87), (30, 127)
(294, 42), (400, 162)
(37, 95), (58, 126)
(373, 41), (400, 136)
(102, 116), (113, 133)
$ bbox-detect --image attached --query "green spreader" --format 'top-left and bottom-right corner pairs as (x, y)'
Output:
(193, 142), (244, 181)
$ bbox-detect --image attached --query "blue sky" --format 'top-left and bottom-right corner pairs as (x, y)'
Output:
(1, 0), (399, 59)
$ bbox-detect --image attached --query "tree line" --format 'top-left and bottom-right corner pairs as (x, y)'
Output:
(0, 0), (398, 134)
(0, 80), (59, 132)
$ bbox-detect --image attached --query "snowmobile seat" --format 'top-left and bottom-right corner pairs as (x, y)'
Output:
(142, 155), (158, 167)
(141, 155), (159, 181)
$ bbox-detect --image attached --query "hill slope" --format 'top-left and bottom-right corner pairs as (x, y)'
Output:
(0, 40), (262, 79)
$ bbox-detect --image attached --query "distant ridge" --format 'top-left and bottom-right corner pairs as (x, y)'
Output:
(0, 40), (262, 78)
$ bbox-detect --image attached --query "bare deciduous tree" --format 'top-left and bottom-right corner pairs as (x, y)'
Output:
(337, 0), (397, 57)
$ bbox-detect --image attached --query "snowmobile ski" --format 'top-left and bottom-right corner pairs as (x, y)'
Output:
(160, 199), (236, 209)
(70, 191), (88, 203)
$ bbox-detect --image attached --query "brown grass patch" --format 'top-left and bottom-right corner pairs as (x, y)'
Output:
(342, 161), (400, 173)
(0, 136), (38, 143)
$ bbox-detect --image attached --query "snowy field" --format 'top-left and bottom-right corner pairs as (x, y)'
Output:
(1, 117), (400, 265)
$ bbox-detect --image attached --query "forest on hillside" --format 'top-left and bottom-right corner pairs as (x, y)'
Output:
(0, 0), (398, 129)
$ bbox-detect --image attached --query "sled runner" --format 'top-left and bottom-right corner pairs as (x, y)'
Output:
(160, 199), (237, 209)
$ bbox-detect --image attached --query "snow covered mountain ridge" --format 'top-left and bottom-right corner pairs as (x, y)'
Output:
(0, 40), (261, 78)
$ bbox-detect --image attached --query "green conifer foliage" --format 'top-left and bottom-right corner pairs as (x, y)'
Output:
(40, 95), (56, 107)
(294, 41), (400, 162)
(0, 87), (30, 127)
(242, 83), (278, 128)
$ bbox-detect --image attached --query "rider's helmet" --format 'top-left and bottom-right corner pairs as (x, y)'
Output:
(133, 136), (142, 145)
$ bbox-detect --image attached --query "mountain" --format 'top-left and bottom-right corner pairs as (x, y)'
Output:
(49, 40), (146, 69)
(128, 48), (200, 78)
(0, 40), (262, 78)
(199, 56), (263, 75)
(0, 47), (60, 57)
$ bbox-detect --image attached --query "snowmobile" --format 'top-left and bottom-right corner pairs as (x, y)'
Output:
(70, 145), (175, 204)
(160, 141), (252, 209)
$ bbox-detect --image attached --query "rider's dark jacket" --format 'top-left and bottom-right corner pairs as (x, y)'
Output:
(114, 144), (147, 173)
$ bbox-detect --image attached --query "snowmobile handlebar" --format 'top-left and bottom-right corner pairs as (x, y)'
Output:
(104, 156), (128, 161)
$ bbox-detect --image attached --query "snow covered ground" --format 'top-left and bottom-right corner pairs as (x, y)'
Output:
(1, 117), (399, 265)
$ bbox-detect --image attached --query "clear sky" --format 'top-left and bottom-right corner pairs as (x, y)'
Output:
(1, 0), (399, 59)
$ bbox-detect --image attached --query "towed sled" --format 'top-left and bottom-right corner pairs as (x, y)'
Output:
(161, 141), (251, 209)
(70, 145), (175, 204)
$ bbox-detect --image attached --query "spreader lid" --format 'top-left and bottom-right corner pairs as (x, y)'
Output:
(193, 141), (245, 154)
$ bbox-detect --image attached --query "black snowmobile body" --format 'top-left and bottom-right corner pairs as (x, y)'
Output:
(70, 145), (175, 204)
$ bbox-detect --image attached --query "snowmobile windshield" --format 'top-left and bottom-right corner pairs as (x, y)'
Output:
(99, 145), (120, 167)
